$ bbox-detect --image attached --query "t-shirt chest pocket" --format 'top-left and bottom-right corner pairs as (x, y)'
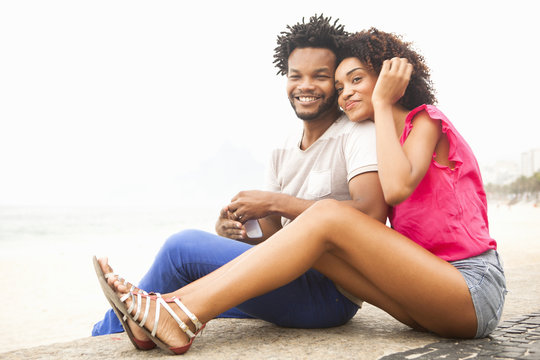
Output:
(306, 169), (332, 198)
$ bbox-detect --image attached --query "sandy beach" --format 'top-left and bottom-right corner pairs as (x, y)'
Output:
(0, 202), (539, 354)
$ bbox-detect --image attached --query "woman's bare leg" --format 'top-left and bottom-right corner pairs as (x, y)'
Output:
(177, 200), (475, 336)
(312, 251), (423, 330)
(103, 199), (477, 348)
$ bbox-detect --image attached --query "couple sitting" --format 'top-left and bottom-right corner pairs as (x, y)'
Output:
(93, 15), (506, 355)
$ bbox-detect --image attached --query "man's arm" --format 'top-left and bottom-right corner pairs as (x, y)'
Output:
(344, 171), (388, 223)
(227, 190), (313, 222)
(227, 170), (387, 225)
(253, 214), (282, 243)
(225, 172), (387, 242)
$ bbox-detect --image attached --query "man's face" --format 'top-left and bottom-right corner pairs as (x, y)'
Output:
(286, 47), (338, 121)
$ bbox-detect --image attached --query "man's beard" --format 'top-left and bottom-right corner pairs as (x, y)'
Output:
(290, 92), (338, 121)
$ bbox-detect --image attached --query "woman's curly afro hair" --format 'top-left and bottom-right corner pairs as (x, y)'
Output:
(339, 28), (437, 109)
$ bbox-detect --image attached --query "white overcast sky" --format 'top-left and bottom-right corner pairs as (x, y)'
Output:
(1, 0), (538, 207)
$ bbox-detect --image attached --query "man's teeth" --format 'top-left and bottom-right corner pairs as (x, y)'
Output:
(298, 96), (318, 102)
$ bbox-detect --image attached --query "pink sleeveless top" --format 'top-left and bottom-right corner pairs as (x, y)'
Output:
(389, 105), (496, 261)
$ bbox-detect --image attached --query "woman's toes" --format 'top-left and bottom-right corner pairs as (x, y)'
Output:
(98, 257), (111, 274)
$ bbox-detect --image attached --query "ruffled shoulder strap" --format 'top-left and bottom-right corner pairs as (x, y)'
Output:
(401, 104), (463, 167)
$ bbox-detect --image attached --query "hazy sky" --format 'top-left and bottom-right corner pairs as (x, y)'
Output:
(1, 0), (538, 207)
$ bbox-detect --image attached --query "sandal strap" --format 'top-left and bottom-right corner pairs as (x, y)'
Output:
(105, 272), (129, 287)
(133, 291), (143, 321)
(152, 293), (162, 338)
(171, 296), (203, 331)
(119, 284), (135, 303)
(156, 295), (196, 339)
(139, 290), (151, 327)
(119, 286), (149, 325)
(126, 286), (136, 314)
(118, 290), (202, 341)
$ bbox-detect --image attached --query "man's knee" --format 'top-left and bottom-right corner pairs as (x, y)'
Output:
(161, 229), (207, 254)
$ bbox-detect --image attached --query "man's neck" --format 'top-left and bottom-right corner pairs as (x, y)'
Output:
(300, 108), (342, 150)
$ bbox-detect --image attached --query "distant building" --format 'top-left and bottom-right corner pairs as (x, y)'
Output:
(521, 148), (540, 177)
(481, 160), (520, 185)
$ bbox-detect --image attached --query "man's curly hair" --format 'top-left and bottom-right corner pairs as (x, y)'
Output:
(339, 28), (437, 109)
(273, 14), (349, 76)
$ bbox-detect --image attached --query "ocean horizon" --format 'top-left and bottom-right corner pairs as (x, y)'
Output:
(0, 204), (219, 244)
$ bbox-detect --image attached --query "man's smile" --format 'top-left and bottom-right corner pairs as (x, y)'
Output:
(294, 95), (321, 104)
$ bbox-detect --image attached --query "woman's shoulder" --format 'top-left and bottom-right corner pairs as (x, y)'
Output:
(406, 105), (457, 132)
(408, 104), (446, 121)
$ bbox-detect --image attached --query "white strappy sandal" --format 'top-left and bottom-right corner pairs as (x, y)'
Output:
(120, 291), (205, 355)
(93, 256), (156, 350)
(93, 256), (204, 355)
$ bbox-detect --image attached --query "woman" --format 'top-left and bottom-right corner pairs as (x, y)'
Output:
(95, 28), (506, 354)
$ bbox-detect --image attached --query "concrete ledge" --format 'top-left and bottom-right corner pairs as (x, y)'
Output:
(1, 306), (439, 359)
(4, 306), (540, 359)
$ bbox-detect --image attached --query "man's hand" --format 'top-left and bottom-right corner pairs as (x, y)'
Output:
(215, 206), (246, 240)
(227, 190), (276, 222)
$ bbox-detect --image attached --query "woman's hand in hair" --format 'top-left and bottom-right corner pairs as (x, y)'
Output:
(371, 57), (413, 108)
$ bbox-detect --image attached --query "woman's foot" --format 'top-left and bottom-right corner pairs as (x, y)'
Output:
(97, 258), (199, 351)
(97, 258), (152, 344)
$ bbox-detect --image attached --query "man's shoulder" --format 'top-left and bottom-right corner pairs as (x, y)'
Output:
(271, 124), (303, 151)
(333, 114), (375, 137)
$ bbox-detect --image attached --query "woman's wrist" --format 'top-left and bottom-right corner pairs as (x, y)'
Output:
(372, 98), (393, 110)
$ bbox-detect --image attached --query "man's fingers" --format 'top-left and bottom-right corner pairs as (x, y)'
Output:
(230, 192), (240, 202)
(229, 233), (246, 240)
(219, 206), (229, 218)
(224, 225), (245, 239)
(234, 212), (245, 221)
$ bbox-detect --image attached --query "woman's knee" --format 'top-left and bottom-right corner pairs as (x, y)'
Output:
(303, 199), (351, 228)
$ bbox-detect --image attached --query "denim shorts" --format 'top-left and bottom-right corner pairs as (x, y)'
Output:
(450, 250), (507, 338)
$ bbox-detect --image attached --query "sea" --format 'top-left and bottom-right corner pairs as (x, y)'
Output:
(0, 204), (221, 279)
(0, 204), (217, 245)
(0, 204), (221, 352)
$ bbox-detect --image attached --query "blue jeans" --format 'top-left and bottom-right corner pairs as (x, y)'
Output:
(92, 229), (359, 335)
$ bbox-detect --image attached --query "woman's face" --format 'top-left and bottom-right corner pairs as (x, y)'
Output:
(335, 57), (378, 122)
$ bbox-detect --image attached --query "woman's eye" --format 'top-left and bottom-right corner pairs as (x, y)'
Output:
(335, 87), (343, 94)
(352, 77), (362, 83)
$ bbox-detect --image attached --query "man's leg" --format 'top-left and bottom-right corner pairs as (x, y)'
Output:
(92, 229), (252, 336)
(235, 268), (359, 328)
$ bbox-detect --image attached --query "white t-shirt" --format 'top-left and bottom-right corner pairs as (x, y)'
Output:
(266, 113), (378, 227)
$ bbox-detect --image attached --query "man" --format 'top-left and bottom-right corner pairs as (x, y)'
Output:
(216, 16), (386, 243)
(93, 14), (386, 336)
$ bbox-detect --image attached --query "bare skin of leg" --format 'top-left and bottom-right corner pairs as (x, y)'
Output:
(101, 199), (477, 348)
(173, 246), (422, 329)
